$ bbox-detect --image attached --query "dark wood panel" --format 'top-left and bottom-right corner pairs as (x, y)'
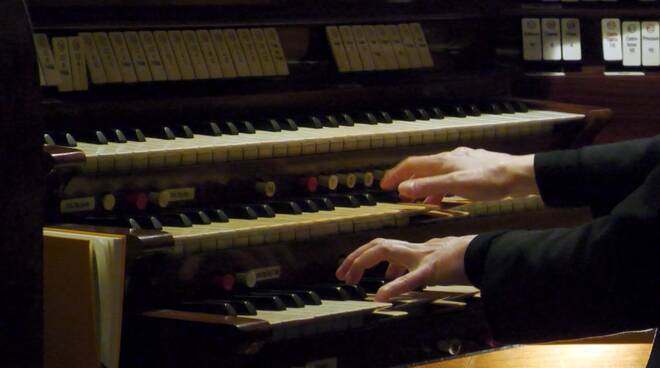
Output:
(0, 1), (44, 366)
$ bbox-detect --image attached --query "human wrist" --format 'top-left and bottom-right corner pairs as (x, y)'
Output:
(506, 154), (539, 197)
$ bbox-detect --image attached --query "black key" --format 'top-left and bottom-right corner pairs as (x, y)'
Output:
(414, 108), (431, 120)
(157, 213), (193, 227)
(310, 197), (335, 211)
(224, 205), (259, 220)
(73, 216), (141, 230)
(43, 133), (56, 146)
(500, 101), (517, 114)
(254, 119), (281, 132)
(368, 190), (400, 203)
(250, 204), (276, 218)
(481, 102), (502, 115)
(76, 130), (109, 145)
(145, 126), (176, 140)
(171, 124), (195, 138)
(511, 101), (529, 113)
(46, 131), (77, 147)
(312, 284), (351, 301)
(204, 208), (229, 222)
(181, 210), (212, 225)
(397, 109), (417, 121)
(355, 112), (379, 125)
(194, 121), (223, 136)
(359, 278), (387, 293)
(429, 107), (445, 119)
(206, 299), (257, 315)
(236, 121), (256, 134)
(377, 111), (393, 124)
(180, 301), (238, 316)
(281, 290), (322, 305)
(231, 295), (287, 311)
(337, 113), (355, 126)
(105, 129), (127, 143)
(353, 193), (377, 206)
(322, 115), (340, 128)
(340, 284), (368, 300)
(124, 128), (146, 142)
(132, 215), (163, 230)
(464, 104), (481, 116)
(251, 292), (305, 308)
(219, 121), (239, 135)
(292, 199), (319, 213)
(279, 118), (298, 131)
(442, 106), (467, 118)
(299, 116), (324, 129)
(268, 201), (302, 215)
(326, 194), (361, 208)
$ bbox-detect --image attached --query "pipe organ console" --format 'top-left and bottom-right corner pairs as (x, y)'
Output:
(7, 0), (660, 367)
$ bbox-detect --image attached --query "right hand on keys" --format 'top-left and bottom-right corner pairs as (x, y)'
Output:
(380, 147), (538, 204)
(336, 236), (476, 302)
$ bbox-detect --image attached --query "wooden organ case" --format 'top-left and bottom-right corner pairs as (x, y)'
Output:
(11, 0), (660, 366)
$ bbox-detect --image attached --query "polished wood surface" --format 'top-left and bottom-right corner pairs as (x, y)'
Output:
(418, 331), (656, 368)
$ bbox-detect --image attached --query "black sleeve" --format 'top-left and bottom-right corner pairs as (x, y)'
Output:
(464, 164), (660, 344)
(535, 135), (660, 215)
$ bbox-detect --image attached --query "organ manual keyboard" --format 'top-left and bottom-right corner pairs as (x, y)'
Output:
(0, 0), (622, 367)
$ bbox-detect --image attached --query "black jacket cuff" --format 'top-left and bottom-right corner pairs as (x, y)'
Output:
(535, 149), (586, 207)
(464, 231), (507, 288)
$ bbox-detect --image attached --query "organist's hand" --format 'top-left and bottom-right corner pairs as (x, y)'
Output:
(380, 147), (538, 204)
(336, 235), (476, 302)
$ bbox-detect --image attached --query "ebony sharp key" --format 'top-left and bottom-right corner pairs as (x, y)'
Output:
(377, 111), (393, 124)
(428, 107), (445, 119)
(310, 197), (335, 211)
(73, 216), (141, 230)
(76, 130), (109, 145)
(355, 112), (379, 125)
(500, 101), (517, 114)
(124, 128), (147, 142)
(254, 119), (281, 132)
(144, 126), (176, 140)
(204, 300), (258, 315)
(442, 105), (467, 118)
(267, 201), (303, 215)
(203, 208), (229, 222)
(414, 108), (431, 120)
(219, 121), (240, 135)
(250, 292), (305, 308)
(481, 102), (503, 115)
(171, 124), (195, 138)
(181, 210), (212, 225)
(338, 113), (355, 126)
(511, 101), (529, 113)
(464, 104), (481, 116)
(368, 190), (401, 203)
(43, 134), (56, 146)
(250, 204), (276, 218)
(235, 121), (256, 134)
(322, 115), (340, 128)
(194, 121), (223, 136)
(180, 301), (238, 316)
(279, 118), (298, 131)
(157, 213), (193, 227)
(397, 109), (417, 121)
(231, 295), (287, 311)
(339, 284), (368, 300)
(326, 194), (361, 208)
(131, 215), (163, 230)
(224, 205), (259, 220)
(311, 285), (351, 301)
(353, 193), (378, 206)
(292, 199), (319, 213)
(45, 131), (77, 147)
(278, 290), (323, 305)
(299, 116), (324, 129)
(105, 129), (127, 143)
(359, 278), (387, 293)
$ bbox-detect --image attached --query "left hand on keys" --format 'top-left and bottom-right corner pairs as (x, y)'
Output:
(336, 235), (477, 302)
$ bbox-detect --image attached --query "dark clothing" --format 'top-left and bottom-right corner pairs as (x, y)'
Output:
(465, 136), (660, 343)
